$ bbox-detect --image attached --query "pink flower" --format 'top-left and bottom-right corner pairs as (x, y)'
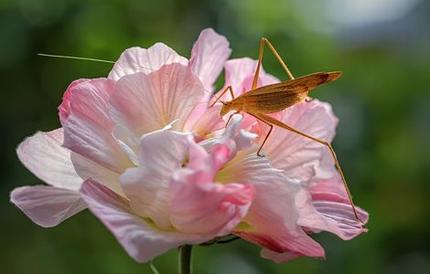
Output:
(11, 28), (368, 264)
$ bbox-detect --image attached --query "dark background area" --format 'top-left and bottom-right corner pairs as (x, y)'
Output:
(1, 0), (430, 273)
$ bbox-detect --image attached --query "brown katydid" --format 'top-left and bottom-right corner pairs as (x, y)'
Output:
(210, 37), (362, 223)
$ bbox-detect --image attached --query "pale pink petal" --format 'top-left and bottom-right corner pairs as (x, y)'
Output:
(170, 168), (254, 235)
(296, 175), (369, 240)
(60, 78), (132, 173)
(70, 152), (124, 196)
(238, 228), (324, 262)
(310, 173), (350, 200)
(218, 151), (324, 258)
(186, 138), (214, 171)
(223, 58), (258, 98)
(189, 28), (231, 91)
(10, 186), (86, 228)
(185, 104), (225, 140)
(58, 79), (90, 123)
(17, 128), (82, 191)
(108, 44), (188, 81)
(80, 180), (208, 263)
(169, 140), (254, 235)
(260, 249), (302, 263)
(210, 143), (237, 171)
(17, 127), (123, 196)
(308, 199), (368, 240)
(119, 128), (190, 230)
(59, 78), (114, 126)
(236, 185), (325, 259)
(240, 70), (279, 93)
(110, 64), (205, 136)
(222, 57), (279, 100)
(263, 99), (339, 182)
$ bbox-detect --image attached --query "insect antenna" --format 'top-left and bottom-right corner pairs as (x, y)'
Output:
(39, 53), (219, 99)
(37, 53), (116, 64)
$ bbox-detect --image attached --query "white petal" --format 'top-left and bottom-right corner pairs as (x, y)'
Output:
(17, 129), (82, 191)
(112, 125), (139, 166)
(119, 128), (190, 230)
(70, 152), (124, 196)
(199, 114), (245, 149)
(10, 186), (86, 227)
(108, 44), (188, 81)
(17, 128), (123, 196)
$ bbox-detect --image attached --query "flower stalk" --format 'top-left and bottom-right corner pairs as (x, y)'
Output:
(178, 245), (193, 274)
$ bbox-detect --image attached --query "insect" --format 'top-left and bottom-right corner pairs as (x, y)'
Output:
(210, 37), (362, 223)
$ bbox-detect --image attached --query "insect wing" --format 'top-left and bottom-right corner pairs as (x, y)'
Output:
(242, 71), (342, 97)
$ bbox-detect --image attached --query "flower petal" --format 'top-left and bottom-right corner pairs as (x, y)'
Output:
(185, 104), (225, 140)
(223, 57), (279, 99)
(189, 28), (231, 91)
(10, 186), (86, 227)
(220, 151), (325, 259)
(80, 180), (208, 263)
(170, 169), (254, 236)
(199, 114), (257, 153)
(263, 99), (339, 183)
(58, 79), (90, 123)
(120, 128), (190, 230)
(17, 128), (82, 190)
(110, 64), (205, 136)
(108, 44), (188, 81)
(297, 175), (369, 240)
(169, 141), (254, 235)
(17, 127), (123, 196)
(70, 153), (124, 196)
(260, 248), (302, 263)
(309, 199), (368, 239)
(60, 78), (132, 173)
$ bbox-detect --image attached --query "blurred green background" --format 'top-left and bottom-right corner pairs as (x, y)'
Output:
(1, 0), (430, 273)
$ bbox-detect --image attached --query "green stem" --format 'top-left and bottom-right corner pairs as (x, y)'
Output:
(178, 245), (193, 274)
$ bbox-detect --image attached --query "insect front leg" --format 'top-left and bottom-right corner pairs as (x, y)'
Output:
(225, 111), (240, 128)
(209, 86), (235, 107)
(252, 37), (295, 90)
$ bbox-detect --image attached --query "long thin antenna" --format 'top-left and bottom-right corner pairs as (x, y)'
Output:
(37, 53), (115, 64)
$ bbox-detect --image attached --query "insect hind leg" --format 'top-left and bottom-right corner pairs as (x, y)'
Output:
(252, 37), (295, 90)
(257, 123), (273, 157)
(249, 111), (364, 225)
